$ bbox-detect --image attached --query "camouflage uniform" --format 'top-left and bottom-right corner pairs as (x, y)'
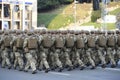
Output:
(62, 31), (73, 71)
(39, 32), (50, 73)
(86, 31), (96, 69)
(1, 31), (12, 69)
(74, 31), (85, 70)
(53, 32), (64, 72)
(106, 31), (116, 68)
(23, 31), (38, 74)
(97, 31), (107, 68)
(11, 31), (24, 71)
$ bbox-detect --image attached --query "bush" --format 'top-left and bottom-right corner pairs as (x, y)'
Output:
(91, 10), (101, 22)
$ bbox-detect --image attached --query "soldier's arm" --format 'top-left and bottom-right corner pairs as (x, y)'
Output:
(23, 38), (28, 48)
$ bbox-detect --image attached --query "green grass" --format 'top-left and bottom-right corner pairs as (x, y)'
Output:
(37, 4), (91, 29)
(109, 7), (120, 15)
(37, 2), (120, 29)
(81, 22), (116, 30)
(48, 14), (74, 29)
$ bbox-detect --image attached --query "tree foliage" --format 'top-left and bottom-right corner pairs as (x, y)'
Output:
(37, 0), (73, 12)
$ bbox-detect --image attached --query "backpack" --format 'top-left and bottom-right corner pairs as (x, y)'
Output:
(87, 36), (96, 48)
(55, 36), (64, 48)
(42, 36), (53, 48)
(98, 35), (106, 47)
(16, 37), (24, 48)
(76, 36), (85, 48)
(4, 36), (11, 47)
(66, 35), (74, 48)
(107, 35), (115, 47)
(28, 37), (38, 49)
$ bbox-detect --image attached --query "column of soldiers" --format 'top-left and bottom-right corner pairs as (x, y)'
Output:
(0, 29), (120, 74)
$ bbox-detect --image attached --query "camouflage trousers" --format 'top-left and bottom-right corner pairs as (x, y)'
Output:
(73, 49), (85, 67)
(97, 47), (106, 65)
(51, 49), (62, 69)
(115, 47), (120, 63)
(1, 48), (11, 68)
(39, 51), (50, 70)
(86, 48), (95, 67)
(24, 50), (37, 72)
(14, 49), (24, 70)
(64, 48), (73, 67)
(106, 48), (116, 66)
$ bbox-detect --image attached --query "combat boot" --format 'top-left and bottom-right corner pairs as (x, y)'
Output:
(101, 64), (106, 68)
(45, 68), (50, 73)
(91, 66), (96, 69)
(58, 67), (63, 72)
(67, 66), (73, 71)
(111, 64), (116, 68)
(80, 66), (85, 70)
(32, 70), (37, 74)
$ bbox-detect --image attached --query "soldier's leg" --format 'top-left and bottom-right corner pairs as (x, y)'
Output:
(54, 50), (63, 72)
(41, 52), (50, 73)
(116, 48), (120, 64)
(3, 50), (11, 69)
(64, 51), (73, 71)
(98, 48), (106, 68)
(86, 49), (95, 69)
(107, 48), (116, 68)
(13, 56), (18, 69)
(74, 50), (85, 69)
(24, 53), (31, 72)
(18, 57), (24, 71)
(30, 58), (37, 74)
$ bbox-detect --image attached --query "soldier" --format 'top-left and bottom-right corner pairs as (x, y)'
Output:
(0, 31), (12, 69)
(0, 30), (3, 63)
(62, 30), (73, 71)
(74, 31), (85, 70)
(97, 31), (107, 68)
(38, 30), (50, 73)
(51, 30), (63, 72)
(23, 31), (38, 74)
(106, 31), (116, 68)
(114, 30), (120, 65)
(10, 30), (24, 71)
(86, 31), (96, 69)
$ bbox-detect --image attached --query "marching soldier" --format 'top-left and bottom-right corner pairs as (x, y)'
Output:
(10, 30), (24, 71)
(23, 31), (38, 74)
(106, 31), (116, 68)
(38, 30), (50, 73)
(97, 31), (107, 68)
(86, 31), (96, 69)
(74, 31), (85, 70)
(0, 31), (12, 69)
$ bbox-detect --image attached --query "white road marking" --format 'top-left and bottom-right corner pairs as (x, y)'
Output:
(49, 72), (70, 76)
(97, 67), (120, 71)
(41, 71), (70, 76)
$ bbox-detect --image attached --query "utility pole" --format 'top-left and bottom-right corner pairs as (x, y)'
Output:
(74, 0), (77, 27)
(101, 0), (108, 31)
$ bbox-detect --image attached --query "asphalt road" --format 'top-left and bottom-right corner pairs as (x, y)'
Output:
(0, 63), (120, 80)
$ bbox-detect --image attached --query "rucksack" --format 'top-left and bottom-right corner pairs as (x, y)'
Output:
(42, 36), (53, 48)
(107, 35), (115, 47)
(55, 36), (64, 48)
(76, 36), (85, 48)
(28, 37), (38, 49)
(16, 37), (24, 48)
(87, 36), (96, 48)
(98, 35), (106, 47)
(66, 35), (74, 48)
(4, 36), (11, 47)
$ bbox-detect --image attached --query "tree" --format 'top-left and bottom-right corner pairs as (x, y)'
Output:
(93, 0), (100, 11)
